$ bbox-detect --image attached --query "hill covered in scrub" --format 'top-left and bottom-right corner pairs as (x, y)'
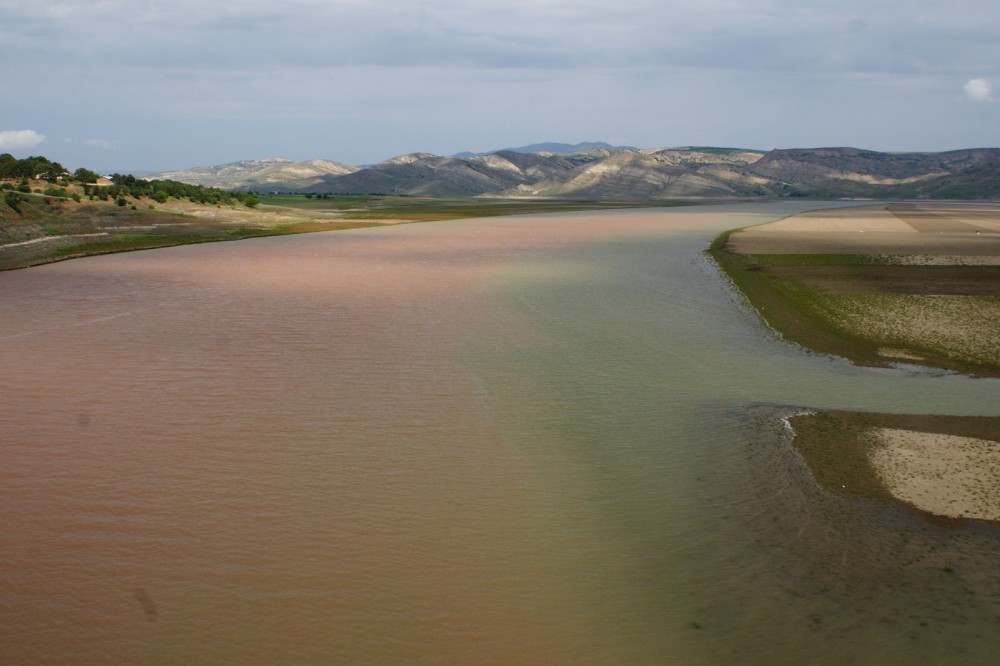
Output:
(156, 146), (1000, 200)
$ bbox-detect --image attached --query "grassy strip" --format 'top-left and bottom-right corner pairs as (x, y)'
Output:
(43, 223), (394, 260)
(225, 221), (389, 239)
(49, 234), (221, 259)
(262, 194), (686, 220)
(708, 230), (1000, 377)
(337, 197), (686, 221)
(747, 253), (890, 267)
(708, 230), (891, 367)
(787, 411), (1000, 520)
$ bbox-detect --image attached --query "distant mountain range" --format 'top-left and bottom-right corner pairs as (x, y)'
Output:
(151, 146), (1000, 199)
(452, 141), (636, 157)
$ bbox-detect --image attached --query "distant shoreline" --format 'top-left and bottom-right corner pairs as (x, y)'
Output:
(1, 189), (682, 272)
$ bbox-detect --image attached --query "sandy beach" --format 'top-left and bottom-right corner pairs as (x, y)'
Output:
(728, 203), (1000, 256)
(870, 429), (1000, 520)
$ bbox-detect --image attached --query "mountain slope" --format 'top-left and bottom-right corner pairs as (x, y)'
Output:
(158, 146), (1000, 200)
(305, 151), (606, 196)
(746, 147), (1000, 197)
(153, 158), (357, 190)
(454, 141), (635, 157)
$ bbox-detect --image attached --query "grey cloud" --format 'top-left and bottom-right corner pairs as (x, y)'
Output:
(3, 0), (997, 75)
(5, 0), (999, 171)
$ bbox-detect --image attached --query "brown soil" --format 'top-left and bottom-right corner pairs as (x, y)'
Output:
(761, 265), (1000, 295)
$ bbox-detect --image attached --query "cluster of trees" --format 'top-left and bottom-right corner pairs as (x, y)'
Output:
(1, 154), (259, 208)
(103, 173), (258, 207)
(0, 154), (67, 180)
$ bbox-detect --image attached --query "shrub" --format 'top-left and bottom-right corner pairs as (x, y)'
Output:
(4, 190), (23, 211)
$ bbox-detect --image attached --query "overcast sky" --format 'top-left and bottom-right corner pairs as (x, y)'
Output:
(1, 0), (997, 172)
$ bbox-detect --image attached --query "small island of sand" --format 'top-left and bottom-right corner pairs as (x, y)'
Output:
(870, 428), (1000, 520)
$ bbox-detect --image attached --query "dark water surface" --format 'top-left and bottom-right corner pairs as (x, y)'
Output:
(2, 203), (997, 664)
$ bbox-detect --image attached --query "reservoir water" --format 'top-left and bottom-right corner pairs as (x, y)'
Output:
(1, 203), (997, 664)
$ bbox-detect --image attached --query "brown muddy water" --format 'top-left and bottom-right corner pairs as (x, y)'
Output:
(1, 203), (998, 664)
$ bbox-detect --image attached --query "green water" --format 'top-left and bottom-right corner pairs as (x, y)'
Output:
(460, 205), (1000, 663)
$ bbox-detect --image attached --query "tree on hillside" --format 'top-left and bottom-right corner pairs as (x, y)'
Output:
(74, 167), (100, 184)
(4, 190), (23, 212)
(0, 154), (66, 180)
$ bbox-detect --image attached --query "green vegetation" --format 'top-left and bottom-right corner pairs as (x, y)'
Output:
(744, 253), (890, 267)
(0, 154), (66, 180)
(3, 191), (23, 214)
(100, 172), (255, 206)
(2, 153), (258, 208)
(49, 234), (219, 258)
(708, 230), (888, 366)
(73, 167), (100, 184)
(708, 230), (1000, 377)
(261, 193), (687, 222)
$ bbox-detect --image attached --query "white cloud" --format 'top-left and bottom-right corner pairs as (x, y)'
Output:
(0, 129), (46, 151)
(85, 138), (115, 150)
(964, 78), (993, 101)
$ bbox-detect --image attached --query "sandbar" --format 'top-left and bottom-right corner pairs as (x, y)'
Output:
(869, 429), (1000, 520)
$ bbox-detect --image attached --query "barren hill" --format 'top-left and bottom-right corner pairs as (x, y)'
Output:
(153, 158), (357, 191)
(159, 146), (1000, 200)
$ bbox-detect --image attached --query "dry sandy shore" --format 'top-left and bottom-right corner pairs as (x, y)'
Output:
(870, 429), (1000, 520)
(728, 203), (1000, 258)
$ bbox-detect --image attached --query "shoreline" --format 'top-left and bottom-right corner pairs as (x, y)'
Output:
(709, 203), (1000, 522)
(1, 191), (689, 272)
(707, 203), (1000, 378)
(786, 410), (1000, 523)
